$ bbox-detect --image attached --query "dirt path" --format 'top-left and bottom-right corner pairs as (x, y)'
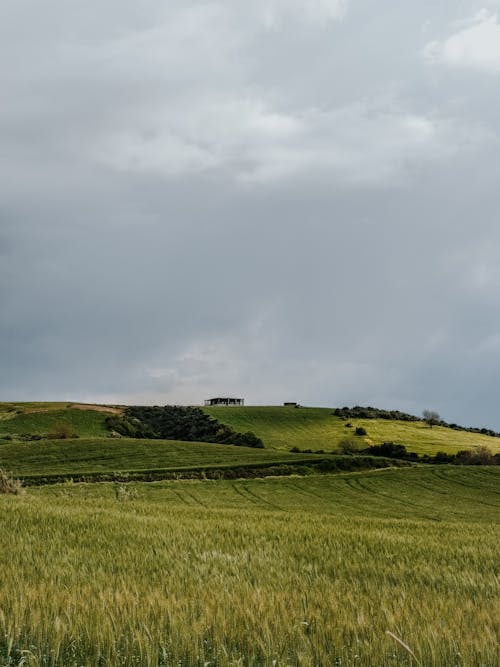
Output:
(69, 403), (124, 415)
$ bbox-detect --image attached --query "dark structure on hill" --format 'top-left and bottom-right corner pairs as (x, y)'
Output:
(204, 397), (244, 406)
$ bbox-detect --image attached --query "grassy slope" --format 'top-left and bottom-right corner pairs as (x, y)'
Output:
(0, 401), (70, 411)
(0, 437), (324, 477)
(2, 402), (500, 472)
(38, 465), (499, 523)
(0, 408), (110, 437)
(0, 467), (497, 666)
(204, 405), (500, 454)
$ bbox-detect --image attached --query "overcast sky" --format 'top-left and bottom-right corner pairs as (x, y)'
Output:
(2, 1), (500, 427)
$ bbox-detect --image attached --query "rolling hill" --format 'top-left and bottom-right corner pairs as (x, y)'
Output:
(203, 405), (500, 454)
(0, 436), (329, 481)
(0, 402), (117, 437)
(2, 402), (500, 469)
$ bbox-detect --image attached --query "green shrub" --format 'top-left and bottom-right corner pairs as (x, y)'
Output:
(455, 446), (494, 465)
(366, 442), (409, 459)
(232, 431), (264, 448)
(47, 422), (77, 439)
(338, 439), (362, 455)
(123, 406), (266, 448)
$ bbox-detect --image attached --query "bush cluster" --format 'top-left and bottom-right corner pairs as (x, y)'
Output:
(425, 446), (499, 465)
(446, 423), (500, 438)
(290, 446), (321, 454)
(46, 422), (78, 439)
(106, 406), (264, 448)
(333, 406), (419, 421)
(333, 405), (500, 438)
(365, 442), (500, 465)
(290, 440), (499, 465)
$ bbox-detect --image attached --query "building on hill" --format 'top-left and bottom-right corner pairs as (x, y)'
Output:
(204, 397), (244, 406)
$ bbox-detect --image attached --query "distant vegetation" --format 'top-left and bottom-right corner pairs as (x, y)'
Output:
(106, 406), (264, 448)
(358, 441), (498, 465)
(292, 440), (499, 465)
(333, 405), (420, 421)
(334, 405), (500, 437)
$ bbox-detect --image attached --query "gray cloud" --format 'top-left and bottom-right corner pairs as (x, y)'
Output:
(2, 1), (500, 428)
(423, 9), (500, 73)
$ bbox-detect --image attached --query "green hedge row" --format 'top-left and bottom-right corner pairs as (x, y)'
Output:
(18, 456), (408, 486)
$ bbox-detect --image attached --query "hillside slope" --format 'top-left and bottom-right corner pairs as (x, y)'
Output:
(3, 402), (500, 458)
(0, 436), (324, 478)
(203, 405), (500, 454)
(0, 402), (122, 438)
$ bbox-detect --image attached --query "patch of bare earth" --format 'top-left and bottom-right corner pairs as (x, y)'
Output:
(69, 403), (124, 415)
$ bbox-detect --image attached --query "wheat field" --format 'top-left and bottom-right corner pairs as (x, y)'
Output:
(0, 467), (498, 666)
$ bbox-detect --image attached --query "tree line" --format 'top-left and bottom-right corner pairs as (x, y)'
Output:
(333, 405), (500, 438)
(105, 406), (264, 448)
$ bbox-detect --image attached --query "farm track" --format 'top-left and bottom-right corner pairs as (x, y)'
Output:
(241, 483), (285, 511)
(285, 476), (396, 516)
(285, 479), (326, 502)
(220, 468), (500, 522)
(289, 478), (362, 513)
(428, 468), (500, 507)
(182, 488), (207, 507)
(346, 476), (377, 494)
(440, 466), (500, 492)
(470, 467), (500, 490)
(171, 488), (193, 507)
(230, 482), (267, 509)
(351, 475), (445, 520)
(54, 468), (500, 523)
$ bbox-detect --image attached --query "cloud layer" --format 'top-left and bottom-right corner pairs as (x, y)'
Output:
(2, 1), (500, 428)
(424, 11), (500, 73)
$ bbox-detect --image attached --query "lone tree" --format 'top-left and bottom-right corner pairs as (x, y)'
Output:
(422, 410), (440, 429)
(338, 438), (362, 455)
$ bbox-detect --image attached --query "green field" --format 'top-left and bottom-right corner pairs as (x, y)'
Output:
(0, 406), (111, 437)
(0, 401), (70, 412)
(0, 467), (498, 666)
(204, 405), (500, 454)
(2, 403), (499, 458)
(0, 436), (325, 478)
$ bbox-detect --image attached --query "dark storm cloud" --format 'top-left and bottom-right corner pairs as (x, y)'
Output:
(2, 0), (500, 427)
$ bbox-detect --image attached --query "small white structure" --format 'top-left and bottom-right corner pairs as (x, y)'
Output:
(204, 397), (244, 406)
